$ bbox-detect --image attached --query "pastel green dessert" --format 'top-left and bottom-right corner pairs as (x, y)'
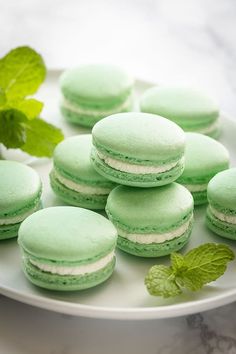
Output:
(177, 133), (229, 205)
(0, 161), (42, 240)
(18, 206), (118, 290)
(91, 112), (185, 187)
(60, 64), (134, 128)
(206, 168), (236, 240)
(140, 87), (220, 138)
(106, 183), (194, 257)
(50, 135), (116, 209)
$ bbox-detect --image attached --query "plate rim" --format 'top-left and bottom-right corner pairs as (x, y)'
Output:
(1, 72), (236, 320)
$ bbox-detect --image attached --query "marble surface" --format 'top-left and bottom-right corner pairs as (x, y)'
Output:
(1, 0), (236, 353)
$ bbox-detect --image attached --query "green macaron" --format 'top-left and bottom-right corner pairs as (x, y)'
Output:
(60, 64), (134, 128)
(0, 161), (42, 240)
(18, 206), (118, 291)
(206, 168), (236, 240)
(140, 87), (220, 138)
(91, 112), (185, 187)
(50, 135), (116, 209)
(177, 133), (229, 205)
(106, 183), (194, 257)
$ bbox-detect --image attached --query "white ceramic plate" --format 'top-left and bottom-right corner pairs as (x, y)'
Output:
(0, 71), (236, 320)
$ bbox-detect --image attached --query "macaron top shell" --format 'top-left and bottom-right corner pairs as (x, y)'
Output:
(0, 161), (41, 216)
(207, 168), (236, 211)
(178, 133), (229, 183)
(92, 113), (185, 164)
(106, 183), (193, 232)
(18, 207), (118, 263)
(60, 64), (134, 106)
(53, 135), (115, 186)
(140, 87), (219, 125)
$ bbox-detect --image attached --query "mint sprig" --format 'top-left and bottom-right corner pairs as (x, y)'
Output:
(0, 46), (46, 99)
(0, 46), (64, 157)
(145, 243), (234, 298)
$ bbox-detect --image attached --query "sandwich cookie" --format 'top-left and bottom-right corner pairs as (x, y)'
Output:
(50, 135), (116, 209)
(18, 206), (118, 290)
(177, 133), (229, 205)
(140, 87), (220, 138)
(206, 168), (236, 240)
(60, 64), (134, 128)
(91, 112), (185, 187)
(106, 183), (194, 257)
(0, 161), (42, 240)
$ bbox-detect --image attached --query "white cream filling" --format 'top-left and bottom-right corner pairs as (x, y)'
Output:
(118, 216), (193, 244)
(30, 251), (115, 276)
(210, 206), (236, 224)
(62, 95), (132, 116)
(0, 204), (40, 226)
(97, 151), (182, 174)
(54, 170), (112, 195)
(182, 183), (208, 192)
(189, 120), (219, 134)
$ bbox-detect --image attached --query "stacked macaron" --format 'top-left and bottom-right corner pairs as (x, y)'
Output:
(91, 112), (185, 187)
(91, 112), (194, 257)
(60, 64), (134, 128)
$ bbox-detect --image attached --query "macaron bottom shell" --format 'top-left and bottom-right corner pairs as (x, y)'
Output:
(191, 190), (208, 205)
(91, 149), (185, 188)
(61, 103), (132, 129)
(50, 171), (108, 210)
(0, 223), (21, 240)
(61, 106), (102, 128)
(206, 207), (236, 240)
(22, 256), (116, 291)
(116, 221), (193, 257)
(0, 201), (42, 240)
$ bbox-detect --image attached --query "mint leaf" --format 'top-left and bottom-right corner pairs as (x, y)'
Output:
(21, 117), (64, 157)
(180, 243), (235, 291)
(145, 243), (234, 299)
(145, 265), (182, 298)
(0, 109), (27, 148)
(9, 98), (43, 119)
(171, 252), (185, 271)
(0, 88), (6, 106)
(0, 46), (46, 99)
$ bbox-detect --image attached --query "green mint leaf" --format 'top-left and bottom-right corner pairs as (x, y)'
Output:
(0, 88), (6, 106)
(0, 46), (46, 100)
(171, 252), (185, 272)
(0, 109), (27, 148)
(9, 98), (44, 120)
(145, 243), (234, 299)
(21, 117), (64, 157)
(180, 243), (235, 291)
(145, 265), (182, 298)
